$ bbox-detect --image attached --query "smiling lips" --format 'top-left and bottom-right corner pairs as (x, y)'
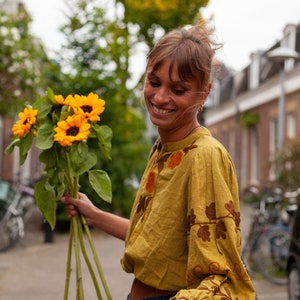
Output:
(152, 104), (174, 115)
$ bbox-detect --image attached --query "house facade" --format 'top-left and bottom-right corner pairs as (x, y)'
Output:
(205, 23), (300, 193)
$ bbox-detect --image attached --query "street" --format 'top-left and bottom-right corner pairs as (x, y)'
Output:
(0, 203), (288, 299)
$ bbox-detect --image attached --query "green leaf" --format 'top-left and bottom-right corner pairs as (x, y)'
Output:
(46, 87), (56, 104)
(19, 133), (35, 165)
(70, 142), (88, 165)
(34, 179), (57, 229)
(32, 94), (53, 119)
(93, 124), (112, 160)
(36, 121), (55, 150)
(70, 151), (97, 176)
(5, 137), (20, 155)
(88, 169), (112, 203)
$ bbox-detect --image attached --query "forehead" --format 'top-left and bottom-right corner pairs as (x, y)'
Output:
(147, 58), (198, 87)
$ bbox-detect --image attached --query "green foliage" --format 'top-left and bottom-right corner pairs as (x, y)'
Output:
(55, 0), (150, 217)
(272, 138), (300, 190)
(118, 0), (209, 47)
(239, 111), (259, 127)
(0, 5), (52, 116)
(6, 89), (113, 228)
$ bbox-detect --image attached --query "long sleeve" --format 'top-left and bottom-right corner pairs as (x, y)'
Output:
(171, 144), (255, 299)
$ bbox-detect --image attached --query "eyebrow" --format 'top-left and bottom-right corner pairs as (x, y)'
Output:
(146, 72), (191, 87)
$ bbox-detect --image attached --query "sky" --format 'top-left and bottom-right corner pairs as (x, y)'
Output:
(22, 0), (300, 71)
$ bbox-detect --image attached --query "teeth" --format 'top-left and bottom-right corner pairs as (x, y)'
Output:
(153, 106), (172, 114)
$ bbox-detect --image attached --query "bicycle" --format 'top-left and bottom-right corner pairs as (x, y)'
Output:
(0, 180), (35, 252)
(242, 185), (298, 285)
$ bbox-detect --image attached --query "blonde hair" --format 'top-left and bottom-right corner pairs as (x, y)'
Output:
(146, 22), (222, 90)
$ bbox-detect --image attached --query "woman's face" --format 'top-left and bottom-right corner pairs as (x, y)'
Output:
(144, 59), (209, 141)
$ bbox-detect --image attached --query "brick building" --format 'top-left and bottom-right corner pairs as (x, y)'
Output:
(205, 23), (300, 193)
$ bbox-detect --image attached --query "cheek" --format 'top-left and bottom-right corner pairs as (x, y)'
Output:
(143, 83), (152, 99)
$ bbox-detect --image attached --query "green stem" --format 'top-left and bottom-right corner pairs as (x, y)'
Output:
(73, 215), (84, 300)
(64, 220), (74, 300)
(81, 215), (112, 300)
(77, 215), (103, 300)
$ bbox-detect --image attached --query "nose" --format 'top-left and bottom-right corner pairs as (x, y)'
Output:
(153, 87), (170, 104)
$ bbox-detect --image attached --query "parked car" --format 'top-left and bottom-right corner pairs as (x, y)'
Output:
(287, 202), (300, 299)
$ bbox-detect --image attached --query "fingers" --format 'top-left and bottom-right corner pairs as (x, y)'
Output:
(61, 195), (74, 204)
(66, 204), (77, 219)
(61, 195), (79, 219)
(60, 193), (92, 220)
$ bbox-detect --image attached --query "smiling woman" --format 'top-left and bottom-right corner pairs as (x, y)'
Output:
(60, 21), (257, 300)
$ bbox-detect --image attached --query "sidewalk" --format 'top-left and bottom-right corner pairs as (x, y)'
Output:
(0, 207), (134, 300)
(0, 203), (288, 299)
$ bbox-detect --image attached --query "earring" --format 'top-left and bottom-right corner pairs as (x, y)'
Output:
(198, 104), (204, 112)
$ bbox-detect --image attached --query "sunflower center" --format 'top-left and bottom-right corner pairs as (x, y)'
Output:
(67, 126), (79, 136)
(81, 105), (92, 113)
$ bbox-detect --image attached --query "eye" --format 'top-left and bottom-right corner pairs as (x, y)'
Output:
(172, 87), (186, 95)
(149, 80), (160, 88)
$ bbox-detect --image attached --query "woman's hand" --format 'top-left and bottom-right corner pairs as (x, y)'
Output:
(61, 192), (98, 226)
(61, 192), (129, 240)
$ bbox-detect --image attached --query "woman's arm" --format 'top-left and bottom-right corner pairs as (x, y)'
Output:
(61, 192), (129, 240)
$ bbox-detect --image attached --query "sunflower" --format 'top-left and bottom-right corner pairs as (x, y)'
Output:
(54, 114), (91, 147)
(12, 107), (38, 138)
(65, 92), (105, 122)
(54, 94), (65, 105)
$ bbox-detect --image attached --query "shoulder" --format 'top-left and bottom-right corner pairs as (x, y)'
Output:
(194, 127), (231, 158)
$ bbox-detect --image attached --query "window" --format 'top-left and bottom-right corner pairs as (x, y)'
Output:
(250, 127), (259, 182)
(287, 113), (296, 138)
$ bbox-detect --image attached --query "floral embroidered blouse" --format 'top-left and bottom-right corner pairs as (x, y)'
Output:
(121, 127), (256, 299)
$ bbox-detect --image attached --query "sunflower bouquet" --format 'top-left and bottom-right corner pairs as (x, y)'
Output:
(5, 88), (113, 300)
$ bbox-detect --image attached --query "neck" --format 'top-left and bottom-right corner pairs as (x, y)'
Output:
(159, 123), (200, 144)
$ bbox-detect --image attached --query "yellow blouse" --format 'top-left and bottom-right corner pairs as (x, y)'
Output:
(121, 127), (256, 299)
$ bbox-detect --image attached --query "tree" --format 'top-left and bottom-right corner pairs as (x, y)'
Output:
(0, 4), (52, 116)
(118, 0), (210, 47)
(55, 0), (150, 219)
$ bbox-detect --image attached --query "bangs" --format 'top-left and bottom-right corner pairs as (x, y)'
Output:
(146, 26), (216, 89)
(148, 43), (206, 88)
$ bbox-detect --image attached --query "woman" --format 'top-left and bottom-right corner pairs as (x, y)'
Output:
(62, 22), (256, 299)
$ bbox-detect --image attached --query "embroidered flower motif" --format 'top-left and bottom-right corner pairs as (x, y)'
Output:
(216, 220), (227, 239)
(225, 200), (241, 227)
(146, 170), (155, 193)
(168, 151), (183, 169)
(187, 208), (197, 232)
(205, 202), (216, 221)
(157, 153), (170, 173)
(197, 225), (210, 241)
(183, 143), (198, 154)
(136, 196), (151, 221)
(189, 201), (240, 243)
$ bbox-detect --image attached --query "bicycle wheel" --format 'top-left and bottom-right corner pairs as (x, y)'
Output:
(242, 231), (262, 278)
(18, 195), (35, 222)
(0, 202), (24, 252)
(254, 228), (290, 285)
(288, 262), (300, 300)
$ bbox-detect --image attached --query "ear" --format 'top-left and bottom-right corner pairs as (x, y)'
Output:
(200, 82), (212, 101)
